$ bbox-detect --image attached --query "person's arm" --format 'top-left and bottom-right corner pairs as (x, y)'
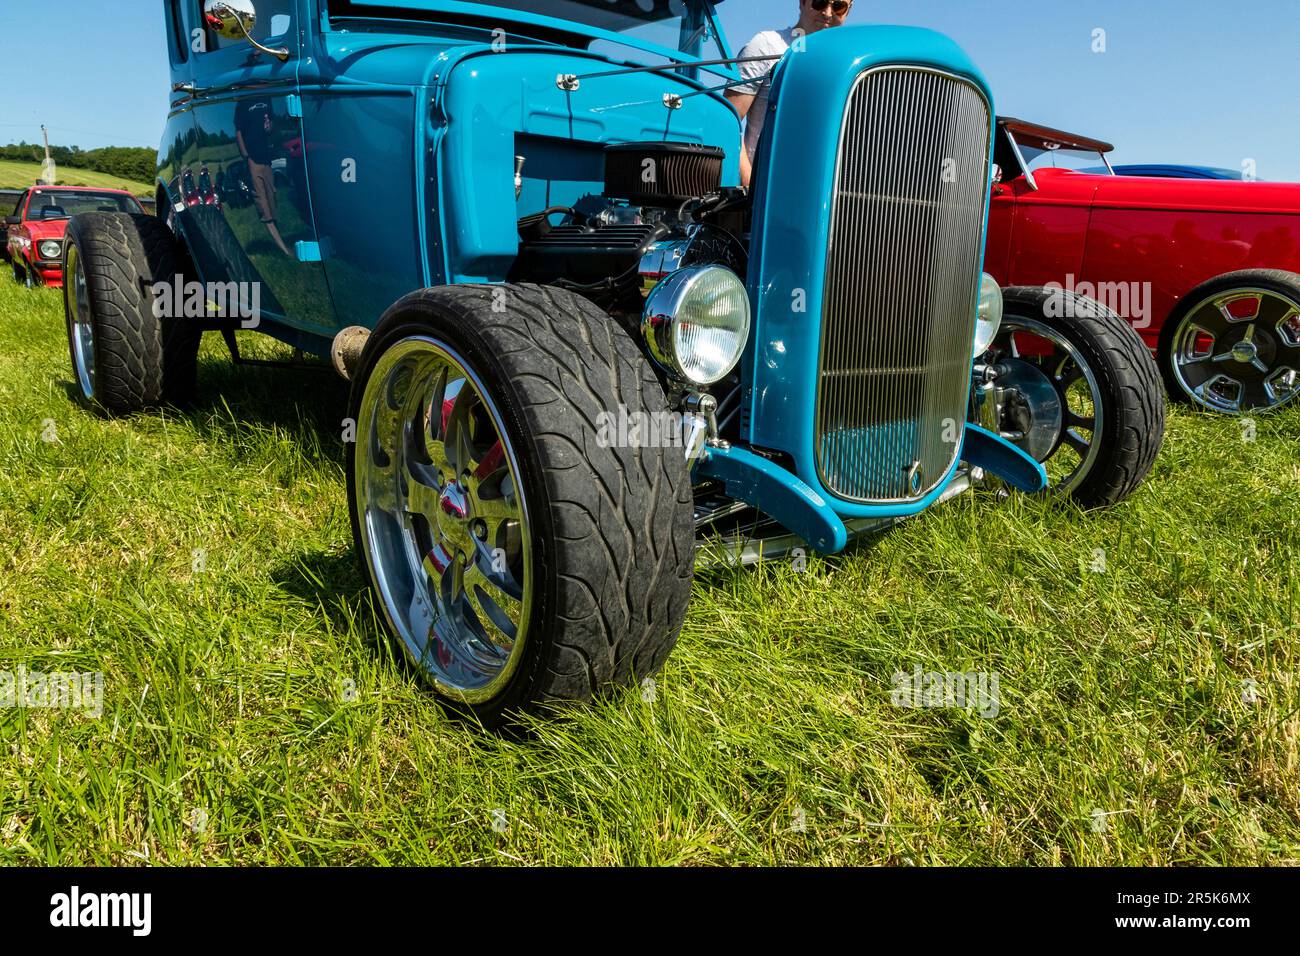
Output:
(724, 90), (756, 188)
(236, 129), (248, 162)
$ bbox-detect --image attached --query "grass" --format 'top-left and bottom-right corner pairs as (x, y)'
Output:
(0, 275), (1297, 866)
(0, 159), (153, 196)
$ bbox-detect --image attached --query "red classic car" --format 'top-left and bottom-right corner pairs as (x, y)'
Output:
(985, 117), (1300, 413)
(5, 185), (145, 288)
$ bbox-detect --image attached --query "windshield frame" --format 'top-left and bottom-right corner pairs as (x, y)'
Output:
(25, 191), (143, 221)
(323, 0), (733, 75)
(1004, 127), (1115, 190)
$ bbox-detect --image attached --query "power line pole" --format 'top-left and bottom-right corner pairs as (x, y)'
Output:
(39, 125), (55, 185)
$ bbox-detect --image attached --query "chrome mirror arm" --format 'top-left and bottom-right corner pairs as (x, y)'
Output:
(203, 0), (291, 62)
(232, 13), (290, 62)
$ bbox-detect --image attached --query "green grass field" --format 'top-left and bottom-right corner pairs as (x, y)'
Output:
(0, 159), (152, 196)
(0, 276), (1296, 865)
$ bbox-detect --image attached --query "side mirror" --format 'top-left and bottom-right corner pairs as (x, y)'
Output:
(991, 164), (1004, 186)
(3, 216), (20, 226)
(203, 0), (291, 62)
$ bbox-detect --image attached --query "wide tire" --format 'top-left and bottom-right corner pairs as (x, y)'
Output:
(346, 283), (695, 728)
(1157, 269), (1300, 413)
(62, 213), (202, 414)
(996, 287), (1165, 508)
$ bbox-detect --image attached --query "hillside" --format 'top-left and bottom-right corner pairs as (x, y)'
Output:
(0, 159), (152, 196)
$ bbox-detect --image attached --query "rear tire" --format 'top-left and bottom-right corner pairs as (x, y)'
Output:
(347, 283), (695, 729)
(990, 287), (1165, 508)
(62, 213), (202, 414)
(1157, 269), (1300, 413)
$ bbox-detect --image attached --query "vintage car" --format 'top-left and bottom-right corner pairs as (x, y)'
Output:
(5, 185), (144, 288)
(986, 116), (1300, 413)
(60, 0), (1163, 727)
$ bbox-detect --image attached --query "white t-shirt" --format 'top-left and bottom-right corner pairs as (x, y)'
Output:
(734, 27), (797, 161)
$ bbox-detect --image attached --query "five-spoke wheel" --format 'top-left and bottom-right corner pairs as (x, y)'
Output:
(1160, 273), (1300, 413)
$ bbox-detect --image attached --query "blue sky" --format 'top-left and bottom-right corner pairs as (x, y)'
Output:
(1, 0), (1297, 180)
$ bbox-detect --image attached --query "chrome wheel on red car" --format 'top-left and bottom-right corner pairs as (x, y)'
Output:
(1160, 272), (1300, 413)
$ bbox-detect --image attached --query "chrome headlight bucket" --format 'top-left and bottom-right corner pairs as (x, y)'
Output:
(642, 265), (751, 386)
(974, 273), (1003, 357)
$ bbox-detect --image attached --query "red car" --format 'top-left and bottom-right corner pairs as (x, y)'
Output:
(5, 186), (145, 289)
(985, 117), (1300, 413)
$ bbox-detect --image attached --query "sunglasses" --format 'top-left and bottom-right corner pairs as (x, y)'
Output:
(811, 0), (852, 14)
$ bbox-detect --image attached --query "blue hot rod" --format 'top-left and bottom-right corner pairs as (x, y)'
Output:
(61, 0), (1163, 726)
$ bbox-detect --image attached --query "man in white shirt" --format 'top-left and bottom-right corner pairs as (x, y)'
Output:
(725, 0), (856, 187)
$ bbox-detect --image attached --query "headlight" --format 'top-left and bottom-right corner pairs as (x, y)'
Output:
(973, 273), (1003, 357)
(38, 240), (61, 260)
(642, 266), (751, 386)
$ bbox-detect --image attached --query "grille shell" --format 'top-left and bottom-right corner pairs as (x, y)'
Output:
(814, 66), (992, 504)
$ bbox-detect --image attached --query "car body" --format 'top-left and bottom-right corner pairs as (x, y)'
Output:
(986, 116), (1300, 411)
(5, 185), (144, 287)
(60, 1), (1162, 724)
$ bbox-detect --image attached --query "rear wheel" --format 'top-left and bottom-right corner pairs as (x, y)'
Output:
(347, 283), (694, 728)
(62, 213), (202, 414)
(985, 287), (1165, 508)
(1158, 269), (1300, 413)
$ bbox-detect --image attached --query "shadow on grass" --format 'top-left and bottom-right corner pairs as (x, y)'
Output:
(184, 353), (350, 460)
(271, 547), (372, 633)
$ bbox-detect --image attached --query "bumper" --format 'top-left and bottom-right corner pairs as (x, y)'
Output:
(696, 423), (1047, 555)
(28, 257), (63, 286)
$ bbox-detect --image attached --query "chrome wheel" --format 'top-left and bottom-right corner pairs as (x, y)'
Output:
(355, 336), (532, 702)
(986, 315), (1105, 495)
(1169, 288), (1300, 412)
(66, 244), (96, 400)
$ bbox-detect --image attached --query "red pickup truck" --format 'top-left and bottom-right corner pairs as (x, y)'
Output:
(6, 185), (144, 288)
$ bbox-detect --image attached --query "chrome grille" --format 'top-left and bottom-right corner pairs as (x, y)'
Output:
(815, 67), (991, 503)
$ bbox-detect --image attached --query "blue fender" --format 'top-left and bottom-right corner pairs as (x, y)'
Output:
(961, 423), (1048, 493)
(695, 444), (849, 554)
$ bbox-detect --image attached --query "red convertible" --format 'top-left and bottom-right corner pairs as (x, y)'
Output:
(985, 117), (1300, 413)
(5, 186), (145, 289)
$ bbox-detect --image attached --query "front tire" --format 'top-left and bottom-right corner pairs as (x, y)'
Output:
(62, 213), (202, 414)
(986, 287), (1166, 508)
(346, 284), (695, 728)
(1158, 269), (1300, 413)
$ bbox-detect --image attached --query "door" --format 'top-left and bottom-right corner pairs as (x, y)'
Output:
(5, 190), (29, 261)
(179, 0), (335, 336)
